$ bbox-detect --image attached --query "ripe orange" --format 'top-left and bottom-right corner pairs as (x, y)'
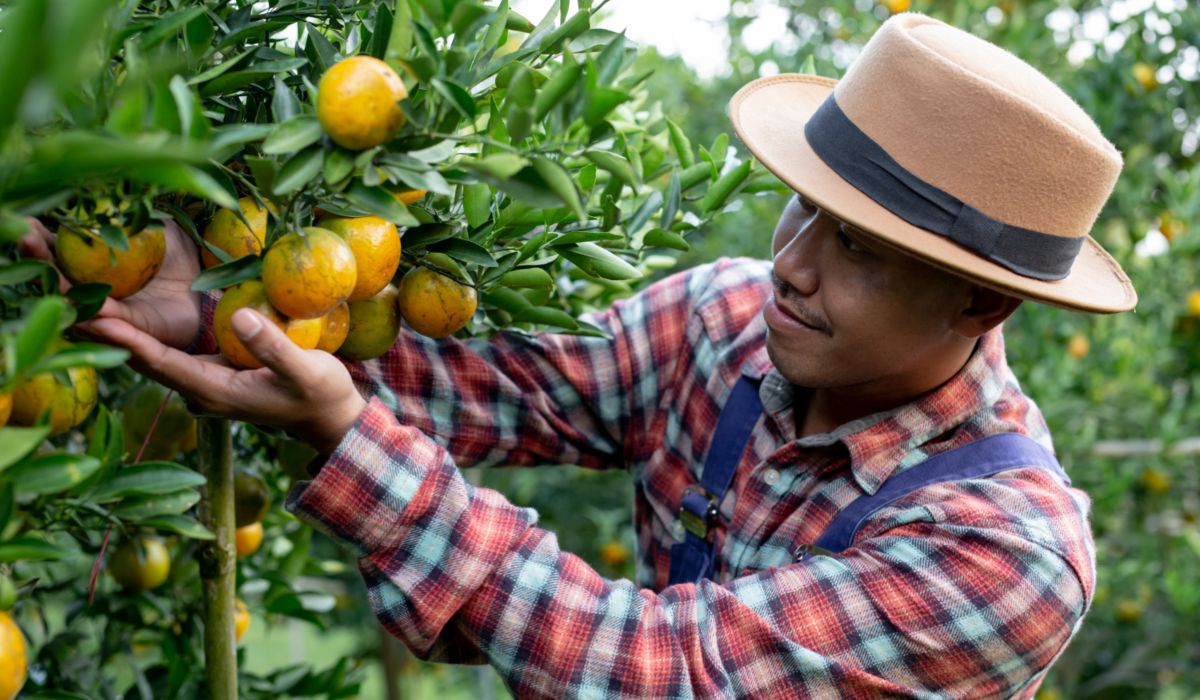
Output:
(394, 189), (426, 205)
(338, 284), (401, 361)
(122, 383), (197, 461)
(316, 301), (351, 353)
(1187, 289), (1200, 317)
(235, 522), (263, 558)
(0, 392), (10, 428)
(234, 598), (251, 643)
(317, 55), (408, 150)
(55, 224), (165, 298)
(0, 611), (26, 700)
(234, 471), (271, 527)
(261, 227), (358, 320)
(316, 215), (401, 302)
(397, 258), (477, 338)
(599, 541), (628, 567)
(109, 536), (171, 592)
(1066, 334), (1089, 360)
(201, 196), (272, 268)
(213, 280), (324, 370)
(10, 364), (98, 436)
(1132, 63), (1158, 91)
(884, 0), (911, 12)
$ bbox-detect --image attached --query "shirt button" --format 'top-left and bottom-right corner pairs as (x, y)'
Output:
(762, 468), (780, 485)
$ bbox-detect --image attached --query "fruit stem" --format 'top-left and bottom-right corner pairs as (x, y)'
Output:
(197, 417), (238, 699)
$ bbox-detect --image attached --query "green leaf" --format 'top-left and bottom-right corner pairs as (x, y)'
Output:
(66, 283), (111, 322)
(661, 170), (681, 229)
(369, 3), (394, 60)
(345, 182), (420, 227)
(32, 343), (129, 374)
(800, 54), (817, 76)
(584, 151), (637, 189)
(323, 148), (355, 185)
(137, 6), (206, 49)
(90, 462), (207, 502)
(700, 160), (753, 214)
(464, 154), (530, 180)
(499, 268), (554, 290)
(262, 116), (324, 155)
(0, 426), (51, 473)
(191, 255), (262, 293)
(533, 60), (583, 122)
(186, 48), (255, 86)
(136, 515), (214, 540)
(482, 287), (533, 314)
(463, 183), (492, 229)
(594, 31), (627, 85)
(15, 296), (66, 374)
(583, 87), (631, 127)
(113, 490), (201, 519)
(667, 120), (695, 169)
(272, 75), (302, 122)
(432, 78), (476, 119)
(272, 146), (325, 196)
(644, 227), (690, 252)
(245, 156), (279, 198)
(168, 75), (209, 141)
(0, 536), (74, 562)
(626, 190), (663, 237)
(386, 0), (414, 72)
(559, 242), (641, 280)
(0, 0), (44, 142)
(515, 305), (578, 329)
(0, 483), (13, 536)
(431, 238), (498, 267)
(532, 158), (586, 221)
(535, 9), (590, 53)
(485, 0), (510, 49)
(9, 453), (103, 497)
(0, 260), (52, 286)
(208, 124), (274, 158)
(305, 23), (338, 73)
(131, 164), (238, 210)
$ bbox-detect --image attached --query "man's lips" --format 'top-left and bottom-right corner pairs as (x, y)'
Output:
(764, 294), (832, 336)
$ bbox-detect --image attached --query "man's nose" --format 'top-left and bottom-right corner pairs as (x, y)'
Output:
(773, 223), (823, 296)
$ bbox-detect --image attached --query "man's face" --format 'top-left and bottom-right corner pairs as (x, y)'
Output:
(765, 193), (975, 392)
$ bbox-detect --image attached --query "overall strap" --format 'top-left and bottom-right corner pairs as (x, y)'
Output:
(811, 432), (1070, 555)
(667, 375), (764, 586)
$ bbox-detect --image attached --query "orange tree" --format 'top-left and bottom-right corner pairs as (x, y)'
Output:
(0, 0), (766, 696)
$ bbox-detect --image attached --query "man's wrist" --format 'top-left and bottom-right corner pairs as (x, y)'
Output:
(305, 393), (369, 456)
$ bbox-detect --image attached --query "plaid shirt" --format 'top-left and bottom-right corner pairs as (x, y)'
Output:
(278, 257), (1095, 699)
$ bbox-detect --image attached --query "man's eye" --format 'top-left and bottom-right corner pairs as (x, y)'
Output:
(837, 228), (866, 253)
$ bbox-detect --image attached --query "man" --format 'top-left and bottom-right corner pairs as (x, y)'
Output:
(24, 12), (1135, 699)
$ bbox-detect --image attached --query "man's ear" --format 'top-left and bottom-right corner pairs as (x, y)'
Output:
(950, 286), (1022, 338)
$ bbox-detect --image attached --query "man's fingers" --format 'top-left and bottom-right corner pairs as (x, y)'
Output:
(231, 308), (311, 383)
(83, 317), (234, 407)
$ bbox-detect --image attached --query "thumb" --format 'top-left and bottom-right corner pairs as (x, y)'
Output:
(232, 308), (309, 379)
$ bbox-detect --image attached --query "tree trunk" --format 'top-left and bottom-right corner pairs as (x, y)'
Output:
(196, 417), (238, 700)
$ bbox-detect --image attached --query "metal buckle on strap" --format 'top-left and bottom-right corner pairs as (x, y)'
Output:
(678, 485), (720, 539)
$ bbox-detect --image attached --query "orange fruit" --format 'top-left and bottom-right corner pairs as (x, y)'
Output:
(234, 598), (251, 642)
(213, 280), (324, 370)
(109, 536), (171, 592)
(1140, 466), (1170, 495)
(261, 227), (358, 319)
(1187, 289), (1200, 317)
(317, 55), (408, 150)
(338, 285), (401, 361)
(0, 392), (10, 428)
(0, 611), (26, 700)
(885, 0), (910, 12)
(11, 363), (98, 436)
(316, 215), (401, 302)
(235, 522), (263, 558)
(1066, 334), (1089, 360)
(316, 301), (351, 353)
(599, 541), (628, 567)
(122, 383), (197, 461)
(397, 258), (477, 338)
(55, 224), (165, 298)
(201, 196), (272, 268)
(234, 471), (270, 527)
(1133, 63), (1158, 91)
(394, 189), (426, 205)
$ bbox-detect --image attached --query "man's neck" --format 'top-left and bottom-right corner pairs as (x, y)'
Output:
(795, 340), (978, 439)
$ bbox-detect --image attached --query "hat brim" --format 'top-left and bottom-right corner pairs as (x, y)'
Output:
(729, 74), (1137, 313)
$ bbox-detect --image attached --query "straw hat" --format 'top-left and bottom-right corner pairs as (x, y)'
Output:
(729, 13), (1136, 313)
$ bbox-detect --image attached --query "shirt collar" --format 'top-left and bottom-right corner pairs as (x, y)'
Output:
(741, 326), (1011, 495)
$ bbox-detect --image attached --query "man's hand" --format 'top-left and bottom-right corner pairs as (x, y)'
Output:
(81, 309), (368, 454)
(18, 218), (202, 349)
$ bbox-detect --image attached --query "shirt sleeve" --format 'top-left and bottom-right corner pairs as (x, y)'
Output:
(287, 401), (1090, 699)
